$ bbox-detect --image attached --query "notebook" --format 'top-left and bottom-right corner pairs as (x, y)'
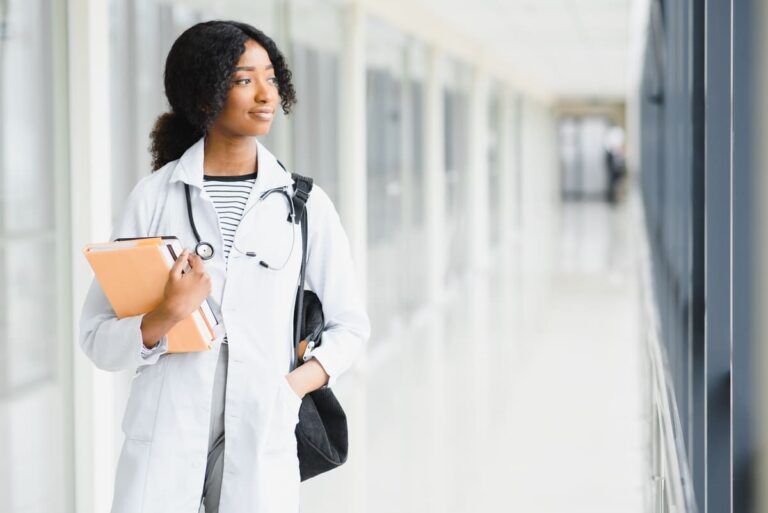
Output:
(83, 236), (219, 353)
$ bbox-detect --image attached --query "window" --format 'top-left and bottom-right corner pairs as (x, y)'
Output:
(442, 58), (470, 284)
(0, 0), (72, 510)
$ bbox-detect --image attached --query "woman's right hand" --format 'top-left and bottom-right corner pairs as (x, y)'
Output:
(162, 249), (212, 322)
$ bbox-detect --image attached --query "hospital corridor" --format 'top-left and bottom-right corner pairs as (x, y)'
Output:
(339, 199), (647, 513)
(4, 1), (768, 512)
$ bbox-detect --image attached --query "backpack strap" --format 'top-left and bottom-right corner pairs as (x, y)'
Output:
(290, 173), (314, 224)
(276, 160), (315, 368)
(276, 159), (313, 224)
(291, 173), (313, 367)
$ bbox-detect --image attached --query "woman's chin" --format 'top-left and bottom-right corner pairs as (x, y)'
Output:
(250, 123), (273, 137)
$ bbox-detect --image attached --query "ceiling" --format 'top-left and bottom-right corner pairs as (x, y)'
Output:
(417, 0), (633, 100)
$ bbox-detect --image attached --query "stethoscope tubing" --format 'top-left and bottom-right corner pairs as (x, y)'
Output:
(184, 183), (296, 270)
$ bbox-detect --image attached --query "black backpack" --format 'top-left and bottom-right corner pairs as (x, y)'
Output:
(279, 163), (349, 481)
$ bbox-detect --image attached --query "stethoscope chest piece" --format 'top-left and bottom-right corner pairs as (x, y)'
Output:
(195, 241), (215, 260)
(186, 184), (216, 261)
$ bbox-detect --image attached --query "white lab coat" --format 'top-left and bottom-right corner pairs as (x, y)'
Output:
(79, 136), (371, 513)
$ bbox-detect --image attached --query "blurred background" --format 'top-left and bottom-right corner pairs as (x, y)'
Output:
(3, 0), (768, 512)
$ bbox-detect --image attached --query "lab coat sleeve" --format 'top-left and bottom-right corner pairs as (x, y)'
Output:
(79, 176), (169, 372)
(304, 186), (371, 388)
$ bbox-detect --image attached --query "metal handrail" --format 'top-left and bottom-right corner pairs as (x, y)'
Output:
(633, 189), (698, 513)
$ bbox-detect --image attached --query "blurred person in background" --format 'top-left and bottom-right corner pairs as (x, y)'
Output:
(604, 125), (627, 205)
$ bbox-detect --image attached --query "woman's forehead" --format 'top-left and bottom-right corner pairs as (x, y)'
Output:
(236, 40), (273, 69)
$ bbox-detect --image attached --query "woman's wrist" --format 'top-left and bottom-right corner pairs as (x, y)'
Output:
(159, 300), (186, 323)
(286, 359), (330, 397)
(285, 372), (306, 398)
(141, 303), (182, 349)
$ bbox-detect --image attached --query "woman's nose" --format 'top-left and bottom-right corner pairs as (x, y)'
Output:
(254, 77), (275, 103)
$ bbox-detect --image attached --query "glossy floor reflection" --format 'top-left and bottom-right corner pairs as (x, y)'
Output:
(302, 198), (646, 513)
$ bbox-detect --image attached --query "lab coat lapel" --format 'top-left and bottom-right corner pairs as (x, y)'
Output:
(169, 136), (293, 192)
(170, 136), (206, 189)
(248, 139), (294, 210)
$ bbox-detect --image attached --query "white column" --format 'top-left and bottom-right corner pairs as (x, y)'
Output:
(420, 47), (450, 513)
(424, 46), (447, 304)
(467, 65), (490, 273)
(465, 64), (494, 507)
(497, 87), (516, 256)
(337, 3), (368, 513)
(68, 1), (116, 512)
(338, 0), (368, 295)
(509, 92), (523, 238)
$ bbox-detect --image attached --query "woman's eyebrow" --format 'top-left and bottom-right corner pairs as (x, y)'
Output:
(234, 65), (274, 71)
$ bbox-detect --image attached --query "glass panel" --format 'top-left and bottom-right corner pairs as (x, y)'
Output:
(1, 0), (55, 235)
(108, 0), (183, 219)
(400, 41), (427, 312)
(2, 239), (57, 391)
(442, 58), (470, 284)
(0, 0), (70, 511)
(0, 0), (57, 398)
(365, 17), (414, 337)
(287, 0), (344, 192)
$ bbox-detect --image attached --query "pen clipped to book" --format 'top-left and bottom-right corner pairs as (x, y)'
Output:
(83, 236), (220, 353)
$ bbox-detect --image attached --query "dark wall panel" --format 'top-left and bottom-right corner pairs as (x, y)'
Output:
(638, 0), (759, 511)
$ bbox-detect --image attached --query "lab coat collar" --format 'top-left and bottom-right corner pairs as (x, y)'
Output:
(170, 136), (294, 193)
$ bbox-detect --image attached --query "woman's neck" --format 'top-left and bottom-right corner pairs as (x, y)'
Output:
(203, 132), (258, 177)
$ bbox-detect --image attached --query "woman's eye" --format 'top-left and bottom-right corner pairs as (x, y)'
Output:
(268, 76), (279, 86)
(234, 78), (251, 85)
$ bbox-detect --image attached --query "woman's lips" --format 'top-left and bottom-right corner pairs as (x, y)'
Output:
(249, 109), (274, 121)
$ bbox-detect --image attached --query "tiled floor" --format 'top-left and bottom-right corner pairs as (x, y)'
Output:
(302, 198), (648, 513)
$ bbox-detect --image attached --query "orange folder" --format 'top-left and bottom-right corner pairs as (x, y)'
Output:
(83, 236), (218, 353)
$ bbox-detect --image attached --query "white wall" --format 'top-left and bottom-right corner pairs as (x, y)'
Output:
(519, 98), (560, 326)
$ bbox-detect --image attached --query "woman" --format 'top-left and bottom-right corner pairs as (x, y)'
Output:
(79, 20), (370, 513)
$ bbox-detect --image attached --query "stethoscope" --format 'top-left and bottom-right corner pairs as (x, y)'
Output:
(184, 182), (297, 270)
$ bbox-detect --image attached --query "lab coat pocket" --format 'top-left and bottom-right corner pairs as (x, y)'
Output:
(280, 375), (303, 420)
(111, 439), (151, 513)
(264, 376), (301, 455)
(121, 357), (169, 441)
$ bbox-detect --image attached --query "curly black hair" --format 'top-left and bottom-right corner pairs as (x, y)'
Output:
(149, 20), (297, 171)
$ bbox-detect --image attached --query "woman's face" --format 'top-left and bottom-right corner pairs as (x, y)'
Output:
(210, 39), (279, 137)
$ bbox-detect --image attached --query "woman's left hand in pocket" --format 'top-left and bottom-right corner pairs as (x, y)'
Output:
(284, 372), (305, 400)
(286, 358), (330, 399)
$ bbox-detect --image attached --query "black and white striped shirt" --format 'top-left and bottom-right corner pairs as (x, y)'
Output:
(202, 171), (257, 263)
(203, 172), (257, 347)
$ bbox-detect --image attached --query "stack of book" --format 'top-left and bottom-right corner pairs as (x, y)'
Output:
(83, 236), (219, 352)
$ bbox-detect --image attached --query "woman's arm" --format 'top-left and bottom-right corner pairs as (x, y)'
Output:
(80, 282), (169, 371)
(140, 304), (182, 349)
(82, 243), (213, 371)
(140, 250), (212, 348)
(79, 175), (210, 371)
(80, 178), (161, 371)
(286, 186), (371, 393)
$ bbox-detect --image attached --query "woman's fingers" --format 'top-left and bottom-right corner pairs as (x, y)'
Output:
(170, 249), (190, 278)
(189, 253), (207, 274)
